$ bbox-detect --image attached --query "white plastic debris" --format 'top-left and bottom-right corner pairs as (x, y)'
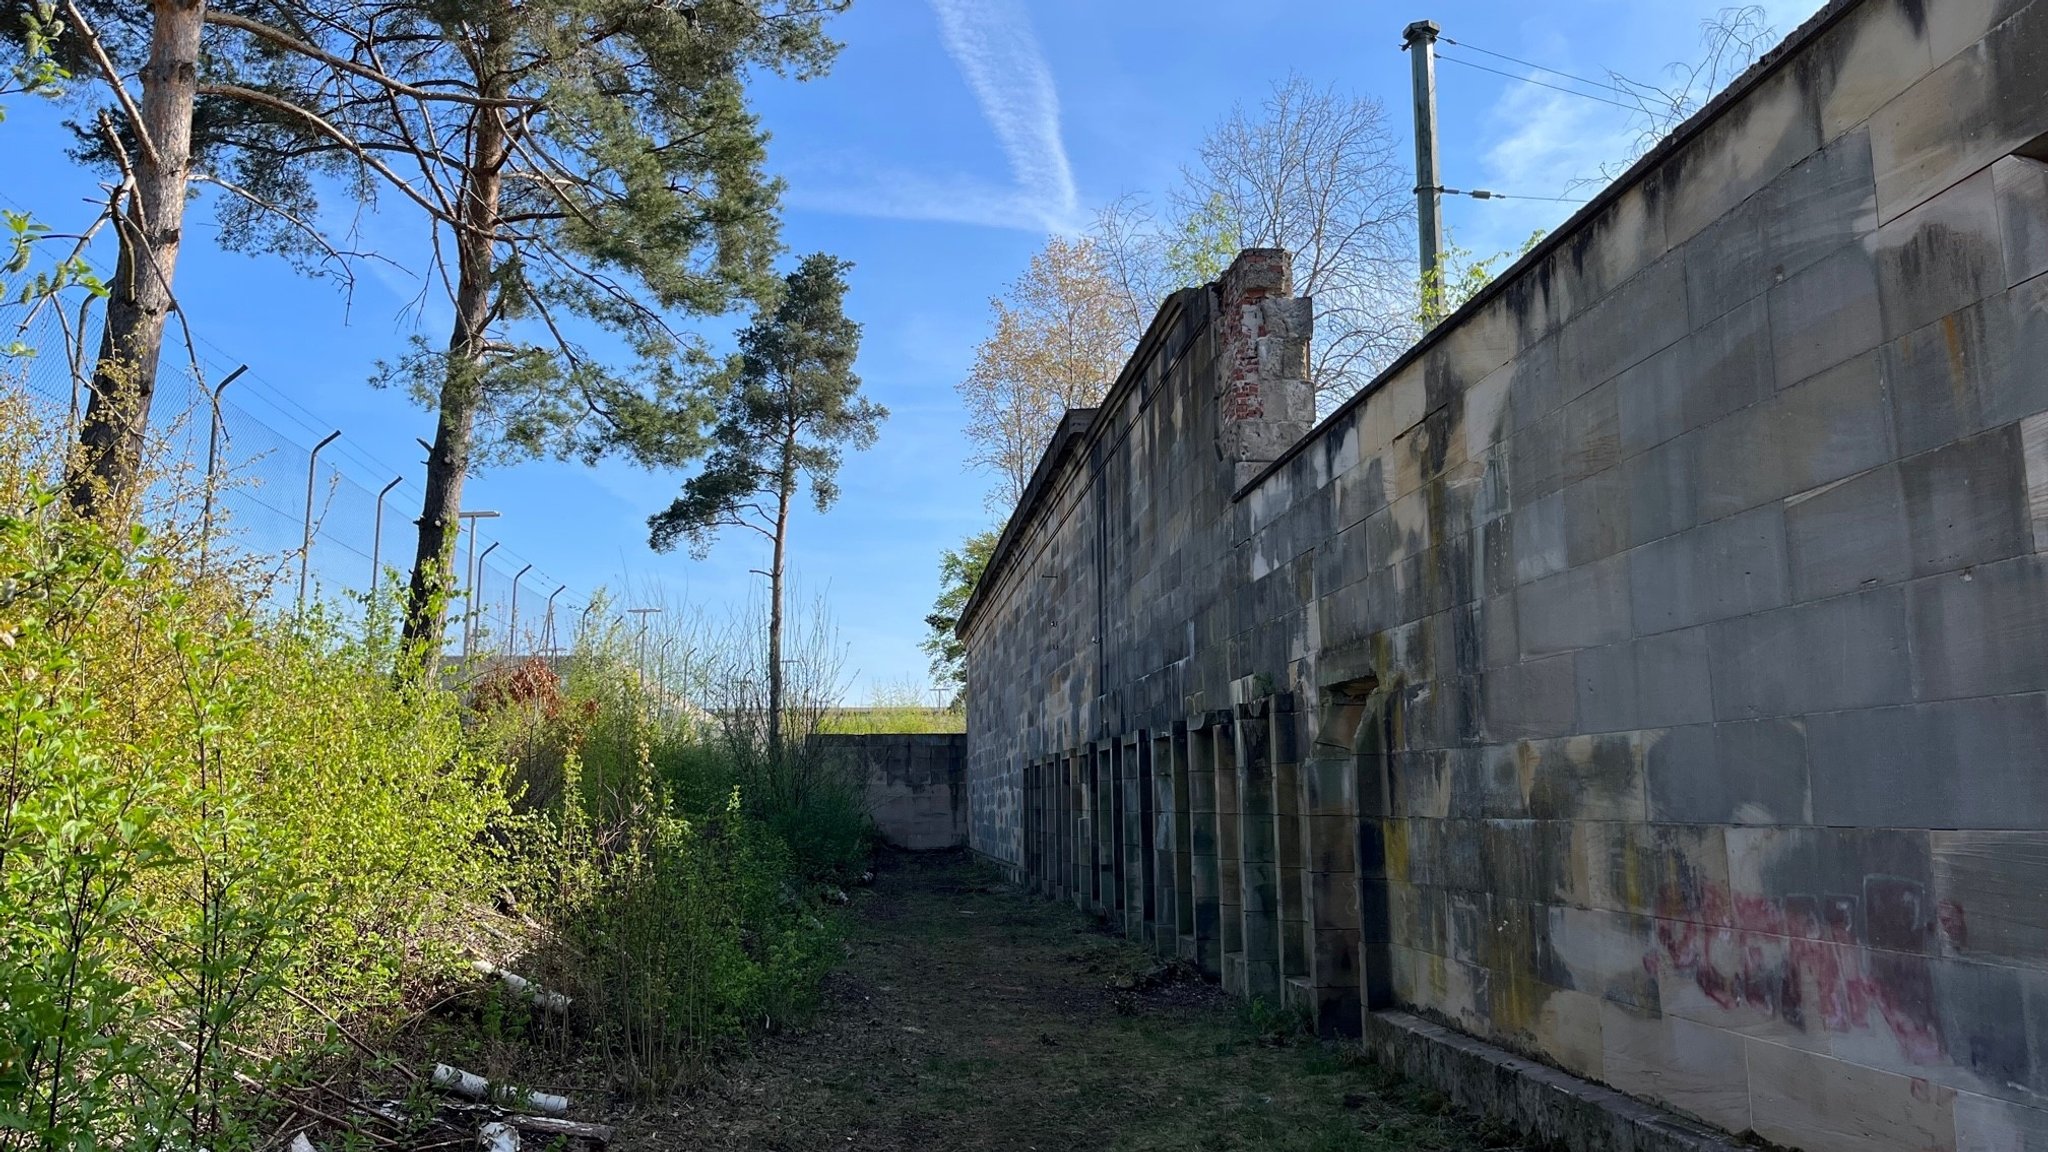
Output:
(430, 1063), (570, 1117)
(470, 960), (571, 1013)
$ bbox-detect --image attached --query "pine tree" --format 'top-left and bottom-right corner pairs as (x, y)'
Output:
(5, 1), (847, 667)
(643, 253), (882, 759)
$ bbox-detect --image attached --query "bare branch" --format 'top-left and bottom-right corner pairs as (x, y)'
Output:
(203, 10), (539, 109)
(60, 0), (161, 170)
(195, 83), (463, 229)
(190, 171), (364, 300)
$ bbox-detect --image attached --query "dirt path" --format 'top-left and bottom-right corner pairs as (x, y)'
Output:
(609, 849), (1517, 1151)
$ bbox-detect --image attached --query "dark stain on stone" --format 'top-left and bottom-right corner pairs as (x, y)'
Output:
(1865, 873), (1937, 952)
(1899, 0), (1927, 37)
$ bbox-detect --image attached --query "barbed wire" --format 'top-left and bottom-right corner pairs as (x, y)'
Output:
(3, 304), (598, 657)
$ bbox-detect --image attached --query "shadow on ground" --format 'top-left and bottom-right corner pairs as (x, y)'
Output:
(602, 849), (1531, 1151)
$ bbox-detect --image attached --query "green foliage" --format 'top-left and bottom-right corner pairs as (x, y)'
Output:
(920, 529), (998, 700)
(488, 627), (864, 1095)
(1164, 189), (1241, 286)
(1, 2), (66, 107)
(0, 7), (101, 359)
(817, 707), (964, 736)
(0, 386), (864, 1145)
(643, 253), (883, 555)
(1417, 229), (1546, 327)
(0, 399), (513, 1146)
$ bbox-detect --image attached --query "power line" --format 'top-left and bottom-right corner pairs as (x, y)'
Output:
(1427, 185), (1590, 205)
(1433, 52), (1649, 114)
(0, 185), (427, 497)
(1439, 36), (1650, 100)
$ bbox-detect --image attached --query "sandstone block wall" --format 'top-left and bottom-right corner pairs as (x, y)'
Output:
(958, 2), (2048, 1149)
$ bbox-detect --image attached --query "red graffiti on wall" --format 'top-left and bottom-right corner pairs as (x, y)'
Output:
(1646, 878), (1947, 1065)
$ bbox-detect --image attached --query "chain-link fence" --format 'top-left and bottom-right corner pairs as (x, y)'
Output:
(4, 304), (592, 657)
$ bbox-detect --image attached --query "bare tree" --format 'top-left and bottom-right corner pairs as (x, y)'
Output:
(1575, 5), (1777, 187)
(1090, 194), (1174, 349)
(956, 235), (1126, 511)
(1093, 74), (1414, 411)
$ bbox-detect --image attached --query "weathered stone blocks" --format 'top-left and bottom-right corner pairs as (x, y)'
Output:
(964, 5), (2048, 1149)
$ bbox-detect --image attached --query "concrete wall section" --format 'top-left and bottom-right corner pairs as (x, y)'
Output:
(958, 2), (2048, 1149)
(812, 734), (967, 851)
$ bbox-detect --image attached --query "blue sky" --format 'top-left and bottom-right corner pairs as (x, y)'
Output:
(2, 0), (1823, 700)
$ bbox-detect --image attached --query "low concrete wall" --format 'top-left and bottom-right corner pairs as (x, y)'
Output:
(812, 734), (968, 850)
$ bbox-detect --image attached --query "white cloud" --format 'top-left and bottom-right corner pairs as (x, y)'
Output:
(793, 0), (1081, 234)
(1467, 84), (1637, 257)
(927, 0), (1078, 227)
(784, 161), (1079, 234)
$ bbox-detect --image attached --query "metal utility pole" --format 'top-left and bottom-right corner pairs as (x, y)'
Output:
(508, 563), (533, 651)
(371, 475), (403, 599)
(1403, 19), (1444, 321)
(298, 429), (342, 614)
(197, 364), (247, 568)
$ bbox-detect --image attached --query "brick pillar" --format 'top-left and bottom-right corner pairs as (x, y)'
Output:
(1214, 249), (1315, 489)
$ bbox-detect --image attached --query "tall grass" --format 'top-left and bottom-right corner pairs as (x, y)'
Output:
(0, 391), (874, 1143)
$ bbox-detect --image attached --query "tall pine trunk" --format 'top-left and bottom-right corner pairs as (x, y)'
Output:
(400, 26), (508, 667)
(766, 464), (790, 765)
(67, 0), (206, 519)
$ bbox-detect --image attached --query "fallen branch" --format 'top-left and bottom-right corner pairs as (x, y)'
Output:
(430, 1063), (569, 1117)
(274, 985), (417, 1080)
(505, 1115), (615, 1144)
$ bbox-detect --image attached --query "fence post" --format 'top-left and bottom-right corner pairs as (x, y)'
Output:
(371, 475), (403, 600)
(509, 563), (533, 652)
(197, 365), (247, 569)
(297, 430), (341, 615)
(468, 540), (502, 660)
(543, 584), (565, 654)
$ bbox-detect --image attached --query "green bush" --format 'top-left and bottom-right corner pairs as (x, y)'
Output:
(498, 628), (860, 1093)
(0, 395), (869, 1138)
(0, 451), (511, 1147)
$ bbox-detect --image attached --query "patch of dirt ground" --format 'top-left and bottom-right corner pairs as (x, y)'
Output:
(602, 849), (1529, 1151)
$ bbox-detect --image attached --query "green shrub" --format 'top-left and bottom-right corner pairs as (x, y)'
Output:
(0, 394), (866, 1136)
(0, 400), (513, 1147)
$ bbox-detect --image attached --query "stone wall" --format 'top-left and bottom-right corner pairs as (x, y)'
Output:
(957, 2), (2048, 1149)
(813, 733), (968, 850)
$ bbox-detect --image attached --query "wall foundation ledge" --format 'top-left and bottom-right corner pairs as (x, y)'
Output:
(1361, 1011), (1749, 1152)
